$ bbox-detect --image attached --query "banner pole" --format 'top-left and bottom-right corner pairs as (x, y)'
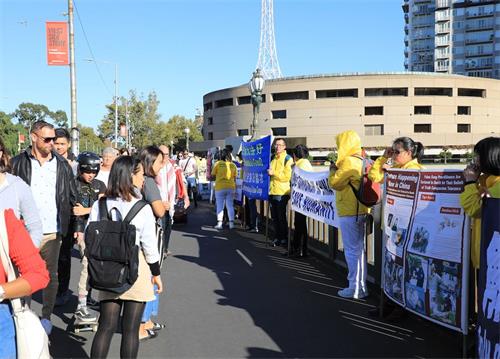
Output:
(242, 196), (246, 229)
(287, 203), (292, 256)
(265, 200), (270, 247)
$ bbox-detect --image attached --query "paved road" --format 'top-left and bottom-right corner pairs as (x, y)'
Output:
(34, 202), (462, 358)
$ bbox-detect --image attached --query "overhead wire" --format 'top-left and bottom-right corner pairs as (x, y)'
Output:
(73, 0), (113, 97)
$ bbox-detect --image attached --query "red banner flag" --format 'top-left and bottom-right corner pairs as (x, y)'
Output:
(46, 22), (69, 66)
(18, 133), (25, 144)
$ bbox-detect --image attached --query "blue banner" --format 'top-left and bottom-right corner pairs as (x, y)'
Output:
(477, 198), (500, 358)
(241, 135), (272, 200)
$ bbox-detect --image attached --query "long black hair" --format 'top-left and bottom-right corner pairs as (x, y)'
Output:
(105, 156), (142, 201)
(474, 137), (500, 176)
(294, 144), (309, 160)
(140, 145), (162, 177)
(393, 137), (425, 163)
(219, 148), (232, 162)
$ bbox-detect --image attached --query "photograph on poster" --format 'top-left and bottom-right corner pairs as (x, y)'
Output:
(405, 253), (428, 289)
(405, 284), (426, 314)
(383, 250), (404, 303)
(428, 259), (460, 325)
(410, 226), (430, 253)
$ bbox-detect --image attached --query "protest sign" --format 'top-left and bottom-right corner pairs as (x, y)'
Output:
(241, 136), (272, 200)
(291, 167), (339, 228)
(234, 163), (243, 204)
(477, 198), (500, 358)
(382, 169), (469, 333)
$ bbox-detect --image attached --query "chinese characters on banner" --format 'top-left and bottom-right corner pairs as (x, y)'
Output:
(383, 169), (469, 333)
(46, 22), (69, 66)
(241, 136), (272, 200)
(477, 198), (500, 358)
(291, 167), (339, 228)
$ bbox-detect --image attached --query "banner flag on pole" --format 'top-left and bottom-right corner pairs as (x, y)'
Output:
(46, 21), (69, 66)
(241, 135), (272, 200)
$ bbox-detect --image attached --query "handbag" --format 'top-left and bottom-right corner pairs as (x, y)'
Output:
(0, 210), (50, 359)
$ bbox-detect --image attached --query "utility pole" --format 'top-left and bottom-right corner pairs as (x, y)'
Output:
(114, 64), (119, 148)
(68, 0), (79, 155)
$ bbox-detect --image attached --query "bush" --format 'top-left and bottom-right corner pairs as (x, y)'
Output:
(326, 151), (338, 164)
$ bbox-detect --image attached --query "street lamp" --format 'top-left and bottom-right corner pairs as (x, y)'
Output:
(248, 68), (265, 140)
(170, 140), (174, 155)
(184, 127), (190, 152)
(84, 58), (119, 147)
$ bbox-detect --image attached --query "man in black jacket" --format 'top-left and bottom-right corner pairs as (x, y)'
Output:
(11, 120), (77, 335)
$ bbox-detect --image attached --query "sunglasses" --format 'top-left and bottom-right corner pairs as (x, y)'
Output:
(37, 134), (56, 143)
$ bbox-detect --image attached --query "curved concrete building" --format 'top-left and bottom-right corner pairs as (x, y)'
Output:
(201, 72), (500, 155)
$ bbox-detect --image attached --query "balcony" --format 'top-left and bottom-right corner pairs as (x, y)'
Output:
(465, 34), (495, 44)
(435, 65), (449, 72)
(436, 0), (450, 9)
(465, 22), (494, 32)
(465, 10), (494, 19)
(435, 24), (450, 34)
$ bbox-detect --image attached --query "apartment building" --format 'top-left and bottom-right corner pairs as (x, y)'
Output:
(403, 0), (500, 79)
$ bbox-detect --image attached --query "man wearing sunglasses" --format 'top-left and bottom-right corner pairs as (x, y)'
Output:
(11, 120), (77, 335)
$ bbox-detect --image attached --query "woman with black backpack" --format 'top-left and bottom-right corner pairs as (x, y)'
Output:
(89, 156), (163, 359)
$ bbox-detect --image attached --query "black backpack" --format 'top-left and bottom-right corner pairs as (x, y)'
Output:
(85, 198), (147, 294)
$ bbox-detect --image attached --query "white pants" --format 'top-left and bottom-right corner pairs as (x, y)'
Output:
(215, 189), (235, 222)
(339, 215), (367, 293)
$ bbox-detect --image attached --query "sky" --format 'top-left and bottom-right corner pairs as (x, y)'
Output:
(0, 0), (404, 130)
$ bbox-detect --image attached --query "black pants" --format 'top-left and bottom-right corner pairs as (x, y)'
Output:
(269, 195), (289, 241)
(245, 197), (257, 229)
(57, 231), (74, 296)
(292, 212), (308, 255)
(162, 213), (172, 251)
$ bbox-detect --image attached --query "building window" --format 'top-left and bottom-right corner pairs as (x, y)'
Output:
(457, 106), (471, 115)
(414, 106), (432, 115)
(214, 98), (233, 108)
(208, 132), (213, 140)
(207, 117), (213, 125)
(414, 124), (432, 133)
(203, 102), (212, 111)
(364, 124), (384, 136)
(316, 89), (358, 98)
(272, 91), (309, 101)
(237, 129), (249, 136)
(457, 124), (471, 133)
(414, 87), (452, 96)
(364, 88), (408, 97)
(364, 106), (384, 116)
(237, 96), (251, 105)
(271, 127), (287, 136)
(272, 110), (287, 119)
(458, 88), (485, 98)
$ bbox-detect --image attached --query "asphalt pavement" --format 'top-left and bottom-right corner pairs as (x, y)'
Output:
(32, 201), (463, 358)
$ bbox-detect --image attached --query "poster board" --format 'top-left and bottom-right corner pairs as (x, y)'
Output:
(382, 169), (469, 334)
(241, 136), (272, 200)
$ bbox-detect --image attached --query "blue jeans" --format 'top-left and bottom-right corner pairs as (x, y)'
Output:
(141, 285), (159, 323)
(0, 303), (16, 358)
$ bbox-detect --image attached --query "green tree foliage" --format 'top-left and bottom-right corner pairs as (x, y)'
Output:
(79, 125), (104, 154)
(439, 149), (453, 164)
(51, 110), (69, 128)
(0, 111), (29, 155)
(326, 151), (338, 164)
(12, 102), (51, 129)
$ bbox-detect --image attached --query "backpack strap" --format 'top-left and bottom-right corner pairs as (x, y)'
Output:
(123, 200), (148, 224)
(98, 197), (111, 221)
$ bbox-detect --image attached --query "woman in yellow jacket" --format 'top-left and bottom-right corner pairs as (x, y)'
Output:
(212, 148), (237, 230)
(460, 137), (500, 270)
(290, 144), (313, 257)
(328, 130), (369, 299)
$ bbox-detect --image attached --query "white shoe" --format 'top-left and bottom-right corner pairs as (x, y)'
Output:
(338, 287), (369, 299)
(214, 222), (223, 230)
(229, 221), (234, 229)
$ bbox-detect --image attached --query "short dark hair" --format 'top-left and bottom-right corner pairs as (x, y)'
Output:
(0, 136), (11, 174)
(393, 137), (425, 163)
(274, 138), (286, 146)
(225, 144), (233, 153)
(294, 144), (309, 159)
(140, 145), (162, 177)
(55, 128), (71, 141)
(474, 137), (500, 176)
(31, 120), (54, 134)
(220, 148), (232, 162)
(105, 156), (141, 201)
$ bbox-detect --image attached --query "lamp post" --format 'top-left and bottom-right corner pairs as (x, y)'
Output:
(170, 140), (174, 156)
(84, 59), (119, 147)
(184, 127), (190, 152)
(248, 68), (265, 140)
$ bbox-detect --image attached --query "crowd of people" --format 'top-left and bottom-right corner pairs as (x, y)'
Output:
(0, 120), (498, 358)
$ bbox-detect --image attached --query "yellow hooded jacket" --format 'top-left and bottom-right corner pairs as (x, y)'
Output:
(269, 151), (293, 195)
(368, 157), (424, 183)
(295, 158), (313, 171)
(328, 130), (369, 217)
(211, 160), (237, 191)
(460, 174), (500, 269)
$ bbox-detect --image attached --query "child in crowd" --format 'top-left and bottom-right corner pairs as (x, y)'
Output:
(72, 152), (107, 322)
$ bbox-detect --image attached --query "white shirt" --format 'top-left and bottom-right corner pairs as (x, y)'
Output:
(95, 169), (110, 187)
(30, 156), (58, 234)
(87, 196), (160, 264)
(178, 157), (197, 178)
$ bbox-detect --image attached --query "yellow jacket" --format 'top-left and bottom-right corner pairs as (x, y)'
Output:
(211, 160), (237, 191)
(368, 157), (424, 183)
(295, 158), (313, 171)
(460, 174), (500, 269)
(328, 130), (368, 217)
(269, 151), (293, 195)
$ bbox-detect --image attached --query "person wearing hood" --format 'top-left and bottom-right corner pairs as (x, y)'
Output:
(328, 130), (369, 299)
(0, 136), (42, 247)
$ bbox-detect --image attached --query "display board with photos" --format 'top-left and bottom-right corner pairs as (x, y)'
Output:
(382, 169), (470, 333)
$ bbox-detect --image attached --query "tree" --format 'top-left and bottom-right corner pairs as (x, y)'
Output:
(326, 151), (338, 164)
(162, 115), (203, 150)
(50, 110), (69, 128)
(439, 149), (453, 164)
(0, 111), (28, 155)
(79, 125), (104, 154)
(12, 102), (51, 130)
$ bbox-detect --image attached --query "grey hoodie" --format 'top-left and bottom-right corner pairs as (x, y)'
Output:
(0, 172), (43, 247)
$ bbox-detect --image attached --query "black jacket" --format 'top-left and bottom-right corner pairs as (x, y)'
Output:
(73, 176), (106, 233)
(11, 148), (77, 237)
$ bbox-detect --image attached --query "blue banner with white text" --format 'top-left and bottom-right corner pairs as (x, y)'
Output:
(241, 135), (272, 200)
